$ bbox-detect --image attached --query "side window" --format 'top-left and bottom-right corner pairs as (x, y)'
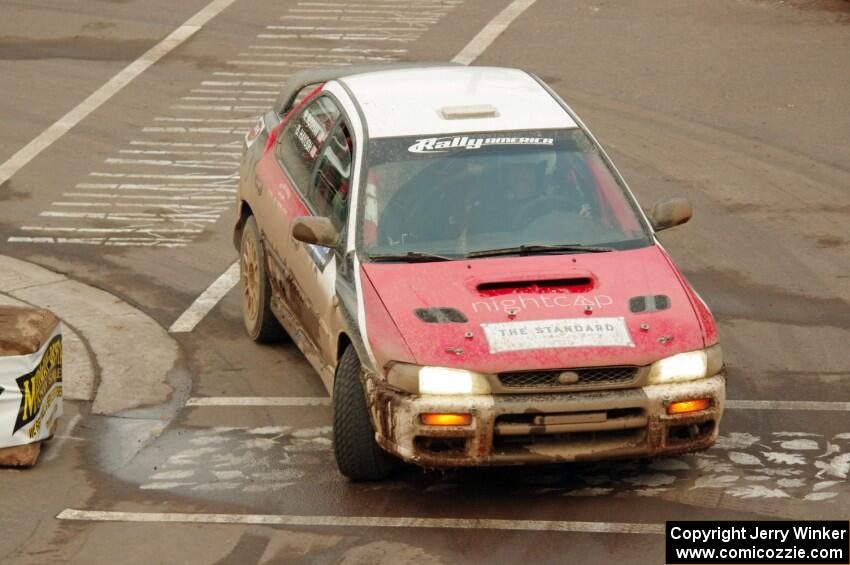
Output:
(277, 96), (340, 189)
(309, 124), (352, 231)
(291, 84), (320, 108)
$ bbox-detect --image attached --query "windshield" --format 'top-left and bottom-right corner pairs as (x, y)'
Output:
(358, 129), (652, 260)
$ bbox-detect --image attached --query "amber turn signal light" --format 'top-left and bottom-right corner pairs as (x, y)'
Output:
(667, 398), (710, 415)
(420, 413), (472, 426)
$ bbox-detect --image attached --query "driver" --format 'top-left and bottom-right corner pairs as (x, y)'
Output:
(505, 158), (542, 201)
(465, 149), (560, 236)
(548, 152), (594, 219)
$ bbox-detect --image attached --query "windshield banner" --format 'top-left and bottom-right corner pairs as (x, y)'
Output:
(408, 135), (554, 154)
(482, 317), (634, 353)
(0, 326), (63, 448)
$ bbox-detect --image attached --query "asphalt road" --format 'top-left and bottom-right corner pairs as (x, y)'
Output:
(1, 0), (849, 563)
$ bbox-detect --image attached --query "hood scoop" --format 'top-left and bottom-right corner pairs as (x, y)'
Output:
(476, 277), (594, 296)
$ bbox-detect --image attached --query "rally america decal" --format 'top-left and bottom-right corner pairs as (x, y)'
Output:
(482, 317), (634, 353)
(408, 135), (554, 154)
(0, 327), (63, 447)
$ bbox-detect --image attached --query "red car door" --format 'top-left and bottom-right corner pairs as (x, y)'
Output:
(253, 93), (343, 353)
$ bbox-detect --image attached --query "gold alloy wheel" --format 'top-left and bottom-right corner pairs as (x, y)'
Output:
(240, 230), (261, 332)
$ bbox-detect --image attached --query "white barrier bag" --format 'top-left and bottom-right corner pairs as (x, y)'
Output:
(0, 326), (63, 448)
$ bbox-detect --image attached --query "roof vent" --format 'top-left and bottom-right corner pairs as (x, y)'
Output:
(439, 105), (499, 120)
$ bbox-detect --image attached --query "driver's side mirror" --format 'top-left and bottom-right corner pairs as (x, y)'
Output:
(649, 198), (693, 232)
(291, 216), (339, 248)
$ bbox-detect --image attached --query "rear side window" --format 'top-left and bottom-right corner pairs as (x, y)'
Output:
(292, 84), (321, 107)
(277, 96), (340, 189)
(309, 124), (352, 230)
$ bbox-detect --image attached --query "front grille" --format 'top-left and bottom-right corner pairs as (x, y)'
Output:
(493, 428), (646, 453)
(495, 407), (644, 426)
(498, 366), (638, 389)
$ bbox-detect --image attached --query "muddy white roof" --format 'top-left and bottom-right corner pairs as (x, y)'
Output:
(339, 66), (577, 139)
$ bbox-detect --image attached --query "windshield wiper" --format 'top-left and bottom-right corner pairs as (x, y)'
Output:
(368, 251), (456, 263)
(466, 243), (613, 259)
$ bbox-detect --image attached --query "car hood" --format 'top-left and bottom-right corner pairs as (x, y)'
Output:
(360, 245), (706, 373)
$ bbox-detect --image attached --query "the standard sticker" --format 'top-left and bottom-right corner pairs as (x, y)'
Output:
(482, 317), (633, 353)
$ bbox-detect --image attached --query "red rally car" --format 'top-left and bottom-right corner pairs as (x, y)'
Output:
(234, 64), (725, 480)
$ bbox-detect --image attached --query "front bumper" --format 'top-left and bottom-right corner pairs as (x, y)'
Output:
(373, 374), (725, 467)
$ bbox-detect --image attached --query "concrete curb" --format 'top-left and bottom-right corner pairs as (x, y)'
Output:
(0, 292), (94, 402)
(0, 255), (181, 416)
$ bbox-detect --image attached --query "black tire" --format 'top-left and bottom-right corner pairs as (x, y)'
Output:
(333, 346), (396, 481)
(239, 215), (286, 342)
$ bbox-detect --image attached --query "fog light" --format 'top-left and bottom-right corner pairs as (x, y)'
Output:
(420, 413), (472, 426)
(667, 398), (710, 415)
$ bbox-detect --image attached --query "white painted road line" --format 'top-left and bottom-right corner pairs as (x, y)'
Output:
(21, 226), (203, 234)
(212, 72), (294, 78)
(169, 261), (240, 333)
(452, 0), (537, 65)
(63, 194), (231, 202)
(186, 397), (331, 407)
(246, 45), (406, 54)
(726, 399), (850, 411)
(0, 0), (238, 188)
(129, 140), (243, 148)
(39, 212), (218, 222)
(90, 172), (237, 180)
(256, 33), (417, 42)
(9, 236), (192, 247)
(57, 509), (663, 535)
(153, 116), (255, 123)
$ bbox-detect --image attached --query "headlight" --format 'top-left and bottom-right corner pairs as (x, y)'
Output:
(648, 344), (723, 384)
(419, 367), (491, 395)
(385, 363), (492, 395)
